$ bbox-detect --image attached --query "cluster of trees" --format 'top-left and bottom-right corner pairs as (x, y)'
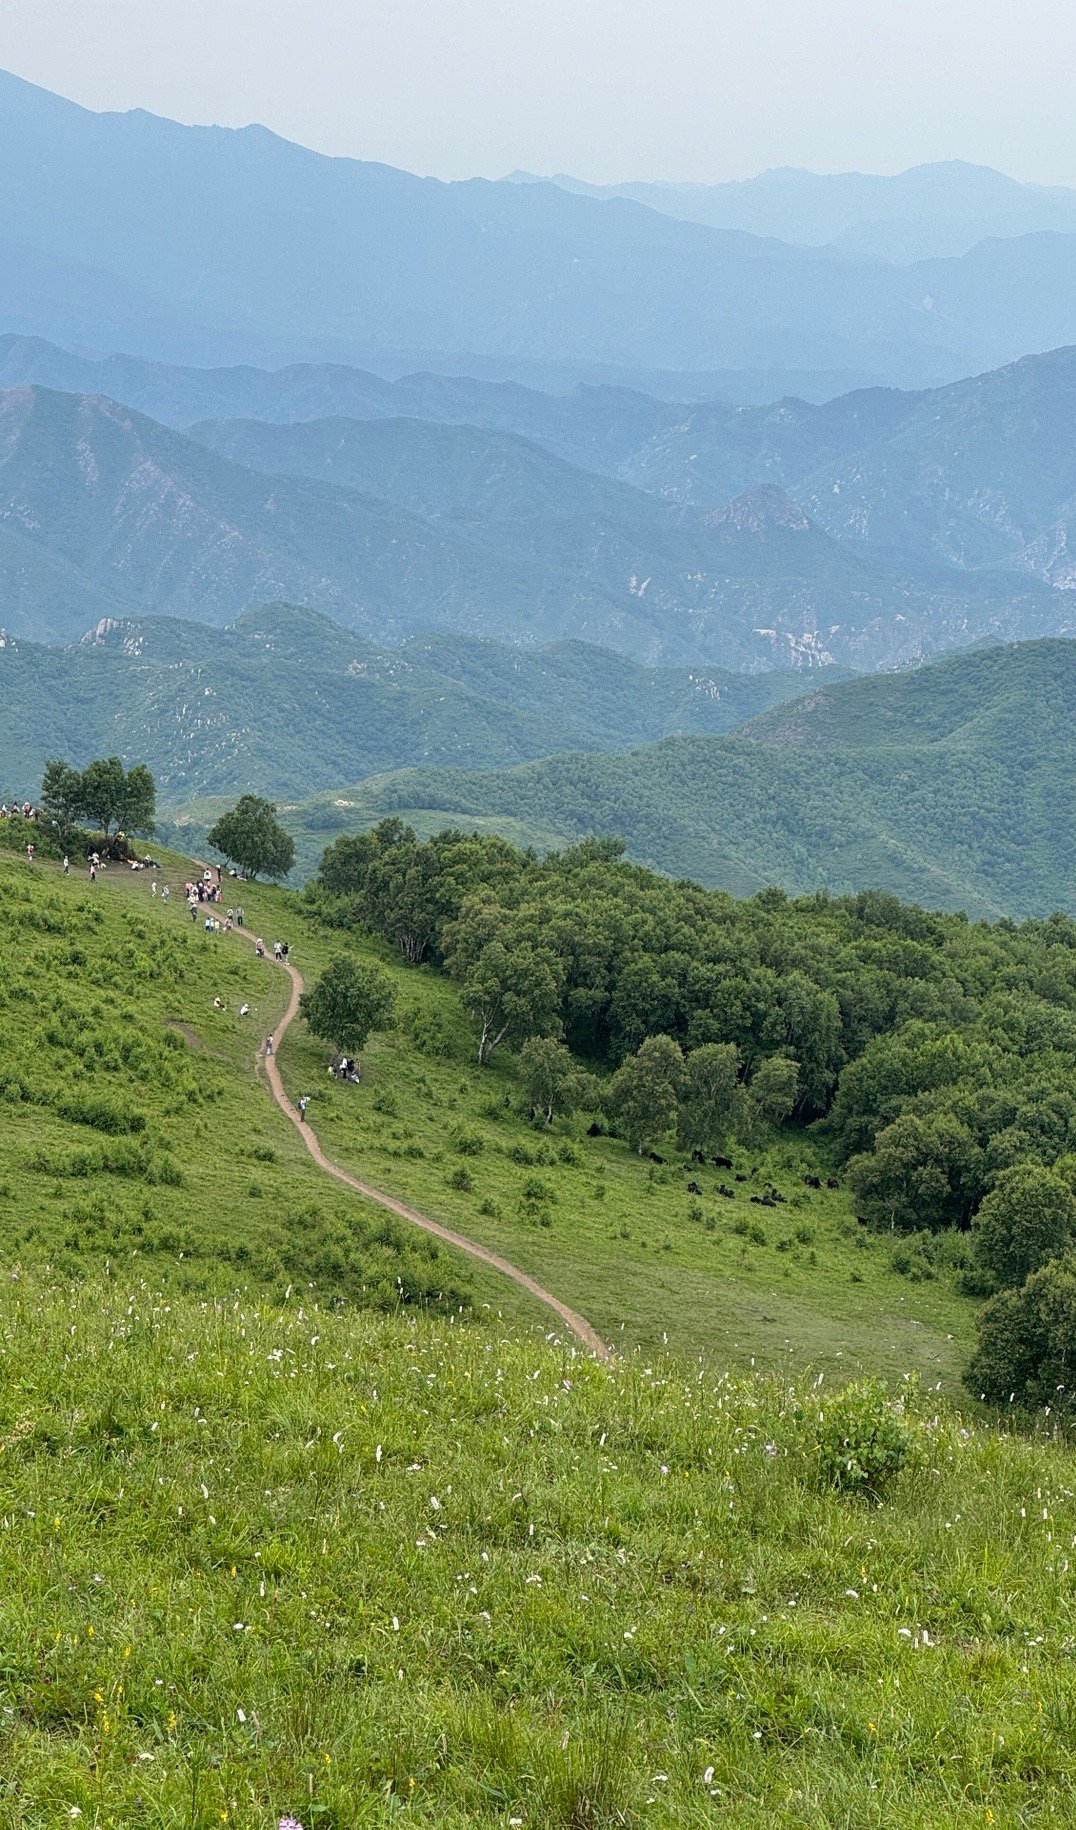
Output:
(42, 756), (156, 839)
(310, 821), (1076, 1411)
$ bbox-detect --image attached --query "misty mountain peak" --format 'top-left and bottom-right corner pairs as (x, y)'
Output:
(706, 484), (812, 534)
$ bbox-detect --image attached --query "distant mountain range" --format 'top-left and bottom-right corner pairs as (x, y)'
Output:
(5, 379), (1061, 669)
(9, 330), (1076, 600)
(7, 70), (1076, 391)
(506, 162), (1076, 263)
(298, 638), (1076, 918)
(0, 604), (806, 803)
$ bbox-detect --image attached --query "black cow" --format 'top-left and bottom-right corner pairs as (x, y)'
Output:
(686, 1180), (701, 1195)
(711, 1154), (734, 1169)
(803, 1174), (821, 1189)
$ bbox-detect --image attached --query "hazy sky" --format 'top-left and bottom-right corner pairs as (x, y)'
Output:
(2, 0), (1074, 185)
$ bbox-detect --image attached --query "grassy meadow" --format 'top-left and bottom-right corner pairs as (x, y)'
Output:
(0, 1273), (1074, 1827)
(0, 849), (1072, 1825)
(0, 847), (976, 1383)
(0, 849), (526, 1326)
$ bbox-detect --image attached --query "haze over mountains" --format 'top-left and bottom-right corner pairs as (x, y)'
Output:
(8, 69), (1076, 394)
(506, 162), (1076, 263)
(6, 69), (1076, 915)
(4, 335), (1076, 670)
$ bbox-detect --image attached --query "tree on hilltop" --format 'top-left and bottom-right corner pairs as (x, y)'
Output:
(41, 755), (155, 838)
(207, 795), (294, 881)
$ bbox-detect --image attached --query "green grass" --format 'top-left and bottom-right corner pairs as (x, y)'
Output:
(0, 1270), (1074, 1826)
(0, 851), (1070, 1826)
(0, 851), (529, 1329)
(0, 850), (976, 1386)
(225, 874), (976, 1390)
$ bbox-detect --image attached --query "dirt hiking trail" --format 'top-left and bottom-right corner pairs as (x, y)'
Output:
(241, 934), (611, 1361)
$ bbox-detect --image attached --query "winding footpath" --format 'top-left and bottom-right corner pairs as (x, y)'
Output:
(237, 932), (611, 1361)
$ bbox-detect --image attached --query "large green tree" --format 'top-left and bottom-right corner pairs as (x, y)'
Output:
(518, 1036), (592, 1127)
(677, 1042), (742, 1155)
(745, 1054), (800, 1134)
(207, 795), (294, 881)
(299, 956), (396, 1058)
(79, 757), (156, 837)
(846, 1110), (985, 1232)
(607, 1034), (684, 1154)
(965, 1258), (1076, 1411)
(41, 756), (156, 838)
(40, 759), (84, 838)
(971, 1165), (1076, 1290)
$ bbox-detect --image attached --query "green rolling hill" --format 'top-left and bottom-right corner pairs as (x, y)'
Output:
(292, 637), (1076, 917)
(0, 603), (807, 803)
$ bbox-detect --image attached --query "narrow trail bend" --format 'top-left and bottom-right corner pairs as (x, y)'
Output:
(239, 932), (611, 1361)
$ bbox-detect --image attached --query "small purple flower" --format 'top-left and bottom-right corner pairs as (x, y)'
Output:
(278, 1818), (305, 1830)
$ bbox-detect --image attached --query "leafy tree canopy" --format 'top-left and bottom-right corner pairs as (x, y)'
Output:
(299, 956), (396, 1058)
(965, 1258), (1076, 1412)
(971, 1164), (1076, 1291)
(207, 795), (295, 881)
(41, 755), (155, 838)
(607, 1035), (684, 1155)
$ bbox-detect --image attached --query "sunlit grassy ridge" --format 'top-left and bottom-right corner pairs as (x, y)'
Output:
(0, 1272), (1073, 1827)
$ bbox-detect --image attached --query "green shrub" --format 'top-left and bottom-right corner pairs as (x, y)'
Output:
(810, 1378), (920, 1499)
(452, 1127), (486, 1156)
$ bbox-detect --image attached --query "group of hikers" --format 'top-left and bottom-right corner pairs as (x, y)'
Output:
(41, 839), (362, 1124)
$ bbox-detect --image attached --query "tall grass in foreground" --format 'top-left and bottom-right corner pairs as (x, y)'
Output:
(0, 1270), (1072, 1826)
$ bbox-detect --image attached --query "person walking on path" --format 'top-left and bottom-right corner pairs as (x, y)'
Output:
(264, 1035), (274, 1058)
(298, 1095), (309, 1123)
(88, 860), (97, 882)
(62, 855), (69, 875)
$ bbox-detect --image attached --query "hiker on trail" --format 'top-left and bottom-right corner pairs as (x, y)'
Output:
(151, 880), (157, 896)
(298, 1095), (309, 1123)
(26, 842), (34, 862)
(281, 941), (290, 960)
(264, 1035), (274, 1057)
(161, 885), (169, 903)
(273, 941), (283, 959)
(236, 905), (244, 928)
(254, 938), (265, 957)
(88, 860), (97, 882)
(62, 856), (69, 875)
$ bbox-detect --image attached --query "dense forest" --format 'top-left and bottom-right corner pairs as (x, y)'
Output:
(309, 819), (1076, 1409)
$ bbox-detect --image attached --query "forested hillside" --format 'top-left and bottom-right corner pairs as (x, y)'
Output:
(0, 605), (805, 801)
(324, 637), (1076, 917)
